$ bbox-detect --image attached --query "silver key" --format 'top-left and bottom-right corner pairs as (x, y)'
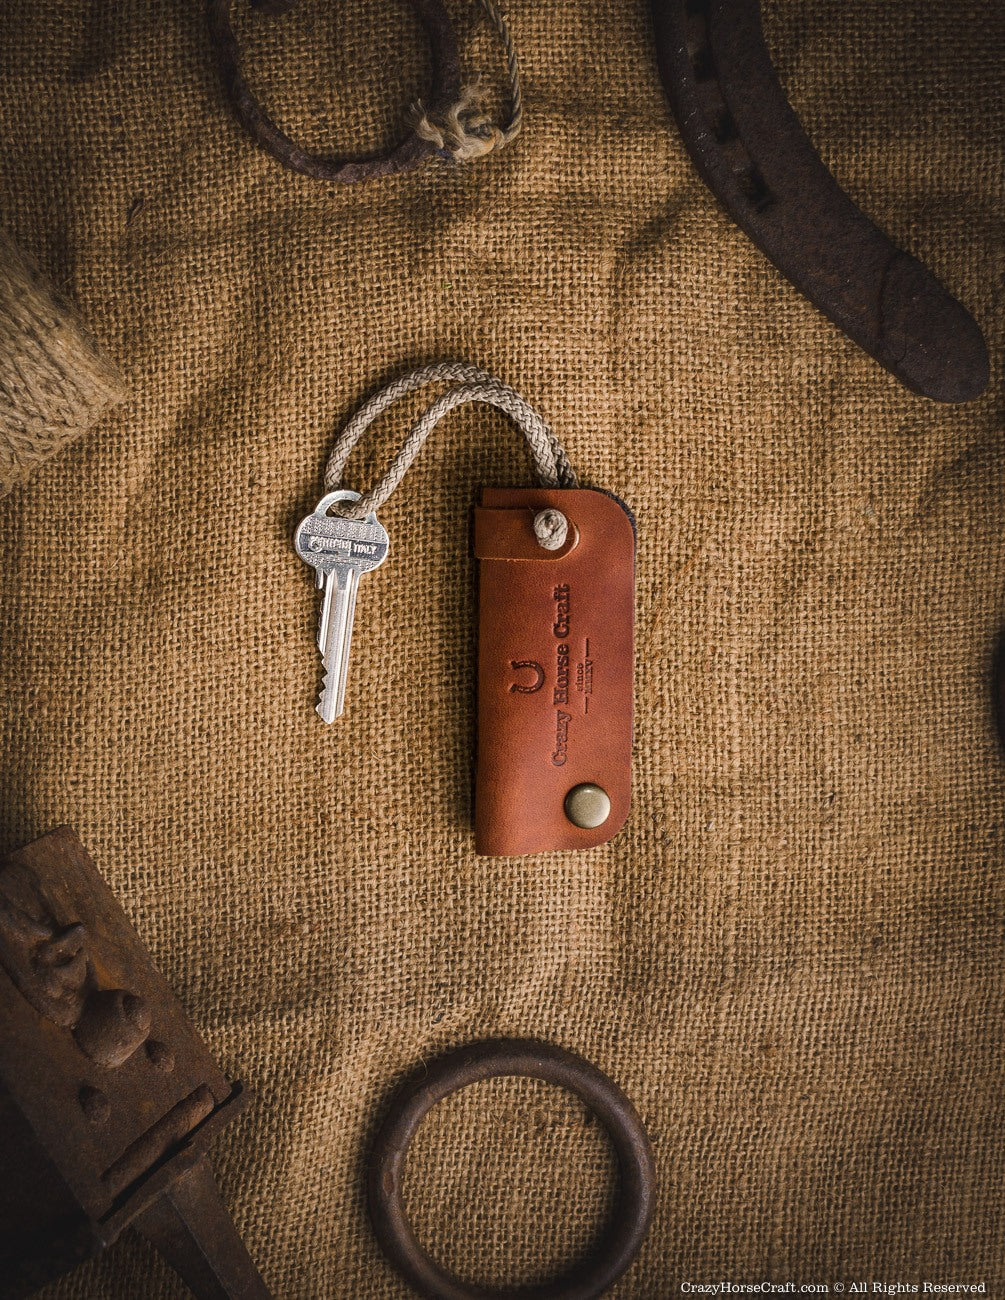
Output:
(294, 489), (389, 722)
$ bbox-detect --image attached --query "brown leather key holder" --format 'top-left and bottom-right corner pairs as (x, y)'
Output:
(650, 0), (990, 403)
(294, 363), (636, 856)
(473, 485), (635, 856)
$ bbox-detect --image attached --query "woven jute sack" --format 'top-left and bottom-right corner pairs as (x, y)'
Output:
(0, 0), (1001, 1296)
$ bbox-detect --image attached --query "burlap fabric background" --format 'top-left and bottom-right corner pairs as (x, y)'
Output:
(1, 1), (1002, 1295)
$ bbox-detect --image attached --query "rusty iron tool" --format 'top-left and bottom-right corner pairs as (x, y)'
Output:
(650, 0), (990, 403)
(367, 1038), (656, 1299)
(0, 827), (270, 1300)
(207, 0), (461, 182)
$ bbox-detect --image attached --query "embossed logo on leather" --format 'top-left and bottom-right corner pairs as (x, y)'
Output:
(509, 586), (598, 765)
(509, 660), (545, 693)
(544, 586), (599, 767)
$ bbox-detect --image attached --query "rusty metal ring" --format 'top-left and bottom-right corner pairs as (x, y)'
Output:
(367, 1039), (656, 1300)
(650, 0), (990, 403)
(207, 0), (462, 182)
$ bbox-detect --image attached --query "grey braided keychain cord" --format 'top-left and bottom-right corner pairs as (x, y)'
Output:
(323, 364), (579, 528)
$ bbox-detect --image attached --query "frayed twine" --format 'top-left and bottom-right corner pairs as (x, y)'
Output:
(410, 82), (515, 164)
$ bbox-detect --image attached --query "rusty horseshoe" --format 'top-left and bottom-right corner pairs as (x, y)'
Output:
(650, 0), (990, 402)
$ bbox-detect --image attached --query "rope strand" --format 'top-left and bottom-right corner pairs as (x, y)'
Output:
(410, 0), (523, 162)
(322, 363), (578, 521)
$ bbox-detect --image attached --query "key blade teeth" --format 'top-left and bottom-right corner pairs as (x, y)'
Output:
(317, 675), (332, 723)
(316, 672), (343, 723)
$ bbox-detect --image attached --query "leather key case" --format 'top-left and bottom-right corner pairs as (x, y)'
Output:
(474, 487), (635, 856)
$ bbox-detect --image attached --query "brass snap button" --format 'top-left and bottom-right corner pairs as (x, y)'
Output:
(564, 783), (611, 830)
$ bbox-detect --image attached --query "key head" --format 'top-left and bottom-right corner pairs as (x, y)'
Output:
(294, 490), (389, 576)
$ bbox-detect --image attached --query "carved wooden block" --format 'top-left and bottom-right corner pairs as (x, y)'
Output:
(0, 827), (270, 1299)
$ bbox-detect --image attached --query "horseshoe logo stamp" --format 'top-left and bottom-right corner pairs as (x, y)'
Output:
(508, 660), (545, 694)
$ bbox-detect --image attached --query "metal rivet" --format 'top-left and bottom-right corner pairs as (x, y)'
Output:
(564, 782), (611, 829)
